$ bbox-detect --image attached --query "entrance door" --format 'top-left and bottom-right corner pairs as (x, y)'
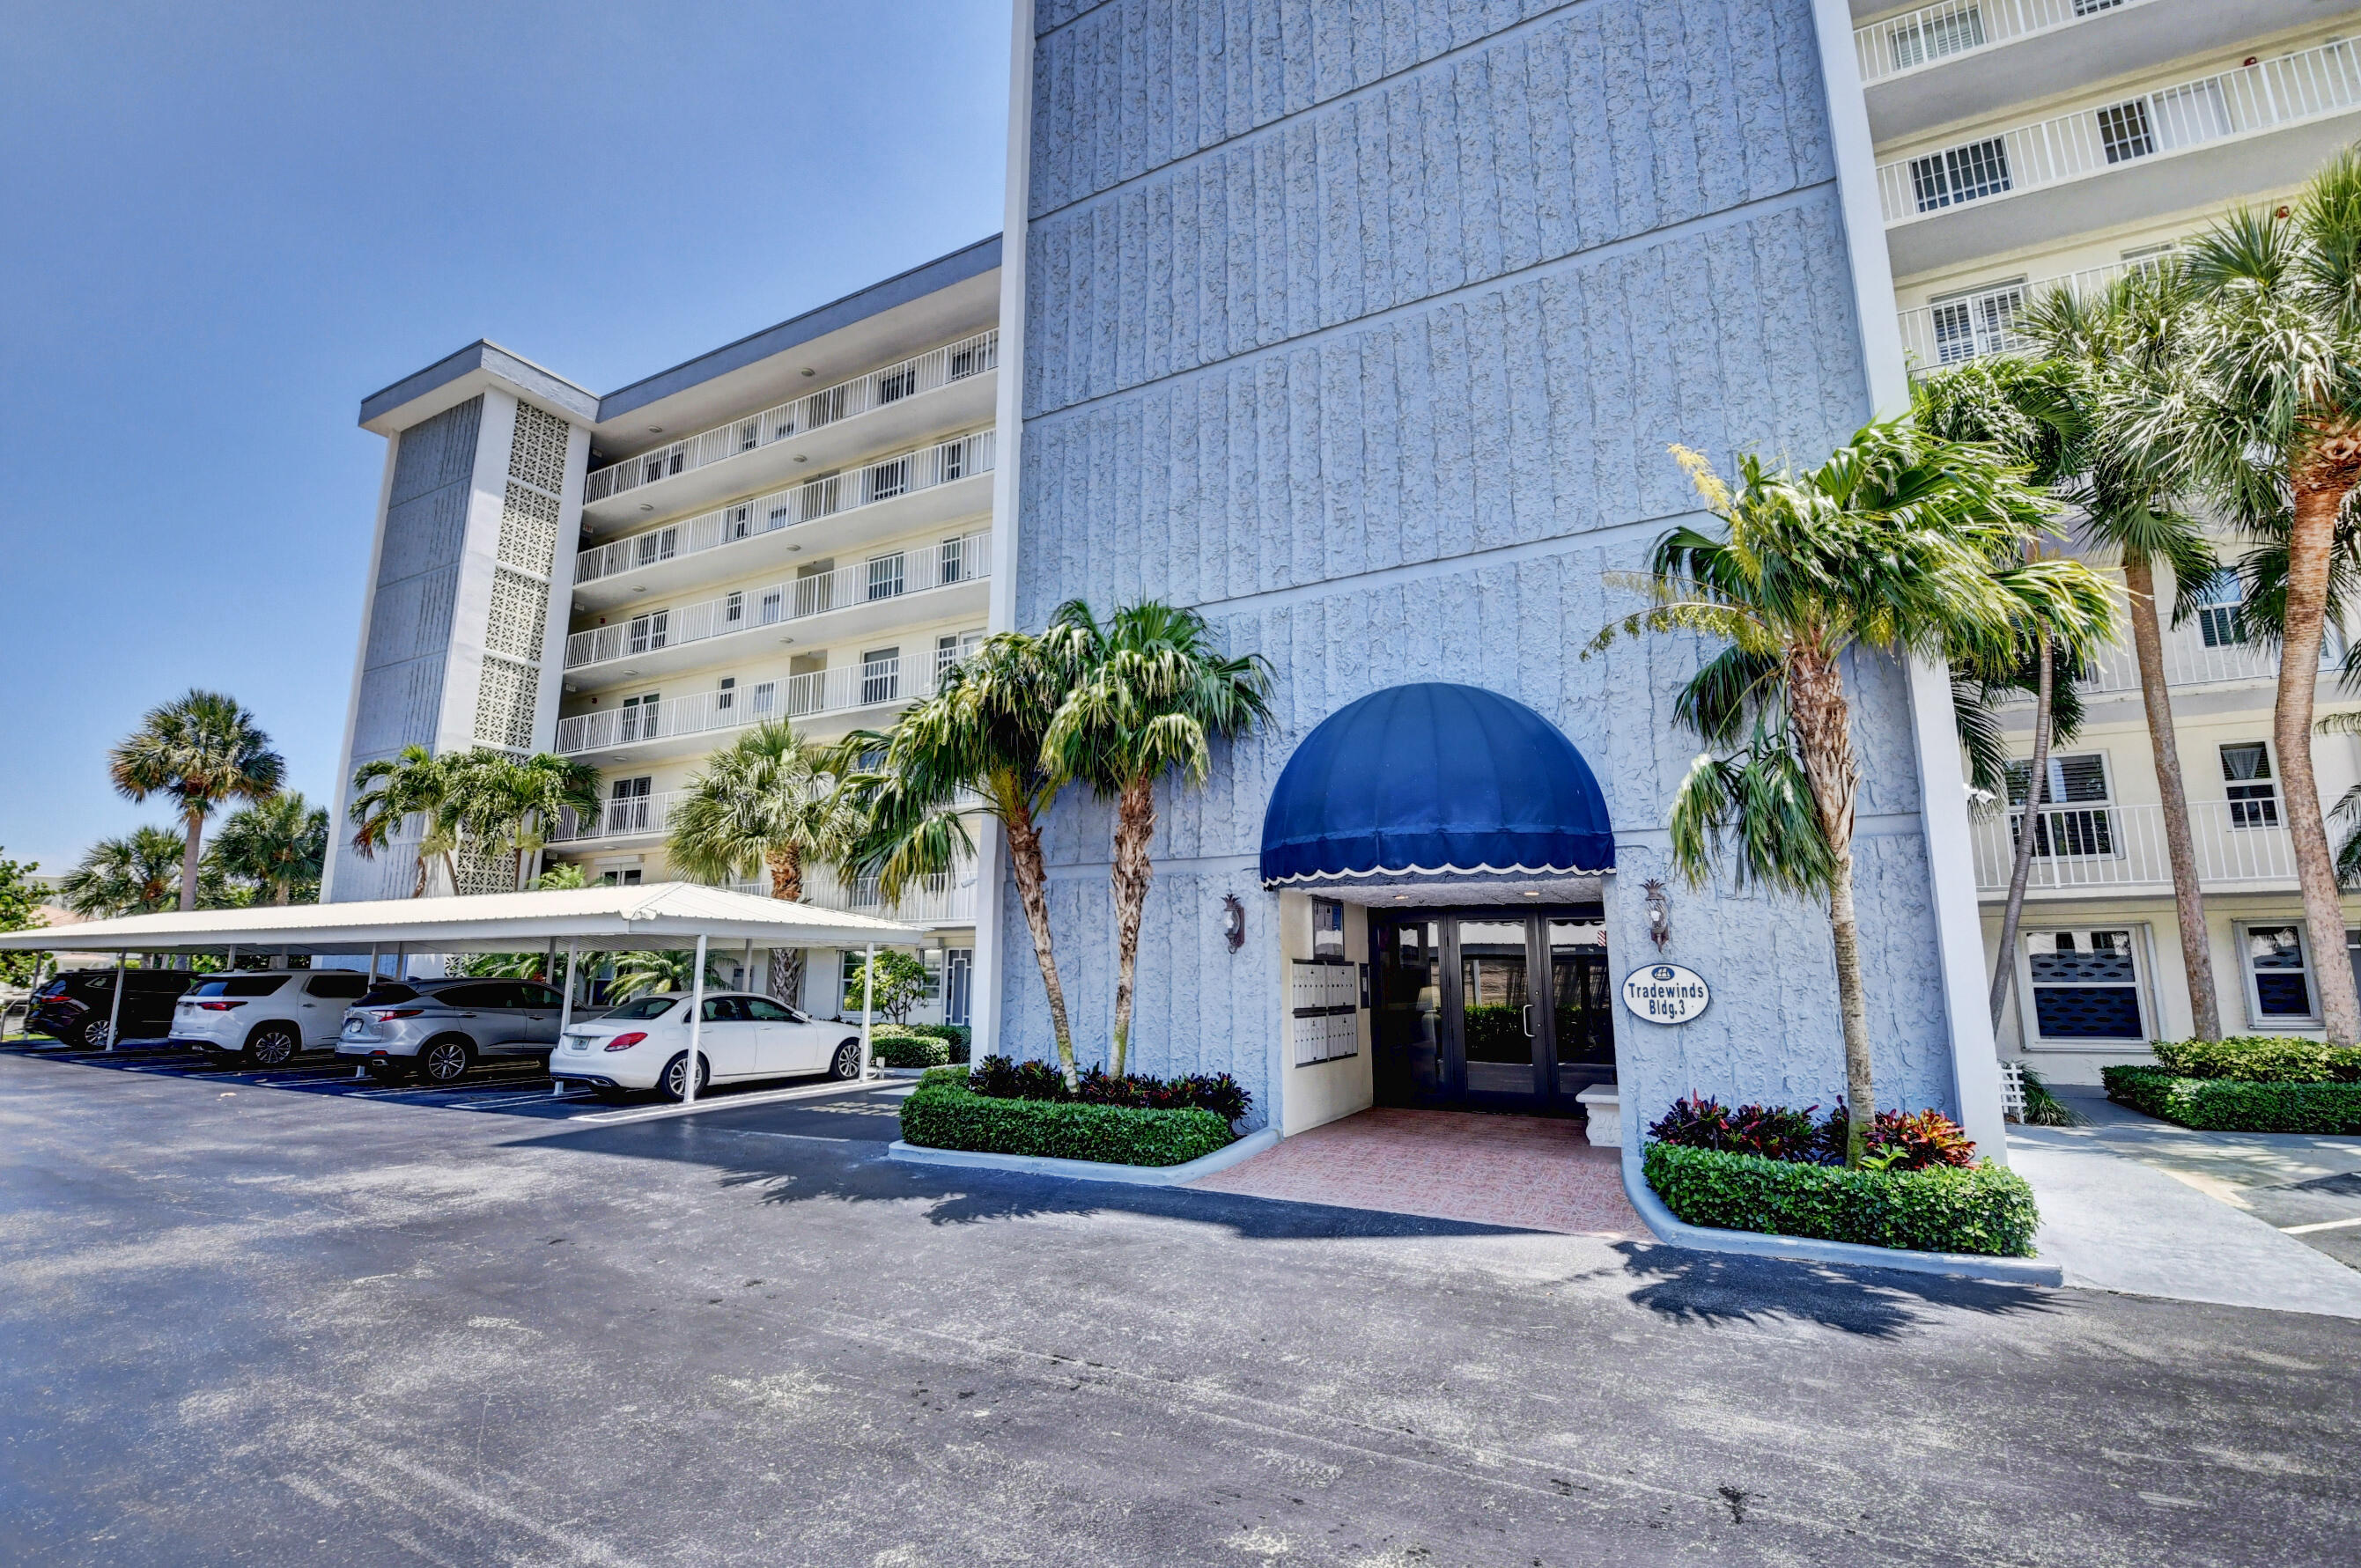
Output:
(1369, 909), (1614, 1113)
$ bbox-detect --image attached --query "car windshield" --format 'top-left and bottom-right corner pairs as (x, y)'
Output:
(189, 976), (290, 998)
(358, 984), (420, 1005)
(598, 996), (680, 1021)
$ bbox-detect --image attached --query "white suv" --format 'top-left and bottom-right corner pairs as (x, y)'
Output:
(172, 970), (373, 1065)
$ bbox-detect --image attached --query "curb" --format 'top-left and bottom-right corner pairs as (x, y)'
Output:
(888, 1127), (1282, 1187)
(1617, 1145), (2066, 1287)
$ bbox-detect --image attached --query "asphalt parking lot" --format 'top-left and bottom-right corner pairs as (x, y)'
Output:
(3, 1043), (2357, 1567)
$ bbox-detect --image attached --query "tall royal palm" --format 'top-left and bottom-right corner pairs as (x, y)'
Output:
(1590, 423), (2114, 1164)
(208, 792), (329, 905)
(2169, 147), (2361, 1042)
(348, 745), (461, 897)
(107, 690), (286, 912)
(1043, 600), (1273, 1078)
(836, 631), (1087, 1086)
(667, 718), (857, 1002)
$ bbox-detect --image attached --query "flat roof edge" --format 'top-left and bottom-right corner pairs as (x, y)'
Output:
(594, 234), (1002, 423)
(358, 341), (601, 431)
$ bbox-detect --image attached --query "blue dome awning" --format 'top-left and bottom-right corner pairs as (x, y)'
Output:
(1258, 684), (1615, 888)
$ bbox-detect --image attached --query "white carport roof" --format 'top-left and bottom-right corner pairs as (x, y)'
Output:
(0, 882), (924, 958)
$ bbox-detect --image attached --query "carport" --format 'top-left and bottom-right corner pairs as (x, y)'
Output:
(0, 883), (923, 1101)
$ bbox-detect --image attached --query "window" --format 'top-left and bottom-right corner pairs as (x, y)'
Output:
(2072, 0), (2125, 14)
(2095, 99), (2154, 164)
(2005, 752), (2114, 858)
(518, 984), (564, 1009)
(2121, 240), (2179, 277)
(1910, 137), (2011, 213)
(737, 420), (760, 455)
(190, 976), (291, 998)
(727, 504), (752, 539)
(866, 551), (906, 601)
(2221, 742), (2279, 828)
(627, 610), (668, 654)
(1312, 897), (1346, 961)
(717, 676), (736, 713)
(633, 527), (677, 568)
(1885, 4), (1983, 71)
(2244, 924), (2315, 1020)
(795, 559), (836, 617)
(751, 680), (777, 715)
(724, 591), (744, 627)
(2151, 79), (2232, 153)
(943, 947), (972, 1027)
(2022, 930), (2146, 1041)
(1928, 279), (2028, 365)
(939, 534), (967, 584)
(862, 647), (900, 706)
(876, 364), (917, 403)
(940, 438), (966, 482)
(2194, 571), (2247, 648)
(619, 692), (660, 743)
(867, 454), (911, 503)
(948, 342), (984, 379)
(306, 973), (369, 999)
(598, 867), (643, 887)
(745, 997), (801, 1023)
(609, 775), (653, 834)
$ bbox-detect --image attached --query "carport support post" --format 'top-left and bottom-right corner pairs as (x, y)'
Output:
(553, 941), (578, 1098)
(683, 933), (707, 1105)
(859, 941), (875, 1080)
(103, 953), (125, 1051)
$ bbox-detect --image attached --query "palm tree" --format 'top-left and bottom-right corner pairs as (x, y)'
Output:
(1589, 423), (2115, 1164)
(349, 746), (461, 897)
(107, 690), (286, 912)
(666, 718), (858, 1003)
(207, 792), (328, 905)
(1041, 600), (1274, 1078)
(608, 948), (727, 1002)
(834, 630), (1088, 1086)
(63, 827), (188, 917)
(447, 750), (602, 890)
(2167, 147), (2361, 1042)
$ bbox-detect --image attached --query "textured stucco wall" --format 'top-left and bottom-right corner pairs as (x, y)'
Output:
(1005, 0), (1963, 1133)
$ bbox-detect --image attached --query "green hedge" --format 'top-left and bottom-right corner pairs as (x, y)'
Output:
(2148, 1036), (2361, 1084)
(899, 1072), (1233, 1167)
(867, 1027), (951, 1069)
(1643, 1144), (2040, 1258)
(2103, 1064), (2361, 1133)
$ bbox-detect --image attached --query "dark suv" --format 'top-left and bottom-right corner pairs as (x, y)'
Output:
(27, 968), (198, 1049)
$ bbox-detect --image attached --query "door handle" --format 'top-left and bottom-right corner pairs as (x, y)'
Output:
(1521, 1004), (1534, 1037)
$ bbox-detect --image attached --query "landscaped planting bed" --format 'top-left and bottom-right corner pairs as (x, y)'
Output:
(2102, 1037), (2361, 1133)
(1640, 1096), (2040, 1257)
(867, 1027), (952, 1069)
(896, 1059), (1249, 1168)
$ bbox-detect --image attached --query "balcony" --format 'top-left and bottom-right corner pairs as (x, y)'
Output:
(1878, 38), (2361, 225)
(546, 788), (690, 848)
(1856, 0), (2161, 88)
(573, 430), (992, 608)
(1971, 799), (2299, 894)
(1988, 607), (2340, 703)
(760, 866), (980, 929)
(581, 331), (998, 526)
(1897, 258), (2140, 370)
(564, 528), (990, 685)
(555, 650), (956, 760)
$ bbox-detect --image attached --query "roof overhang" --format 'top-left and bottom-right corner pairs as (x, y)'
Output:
(0, 884), (923, 958)
(359, 341), (601, 435)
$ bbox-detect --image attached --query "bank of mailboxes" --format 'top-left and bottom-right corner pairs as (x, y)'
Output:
(1289, 961), (1362, 1066)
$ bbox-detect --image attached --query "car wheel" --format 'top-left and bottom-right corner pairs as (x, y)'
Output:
(659, 1052), (711, 1102)
(417, 1036), (474, 1086)
(830, 1040), (861, 1079)
(247, 1023), (301, 1068)
(76, 1019), (111, 1051)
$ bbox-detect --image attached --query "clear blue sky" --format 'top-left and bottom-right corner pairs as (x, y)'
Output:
(0, 2), (1008, 873)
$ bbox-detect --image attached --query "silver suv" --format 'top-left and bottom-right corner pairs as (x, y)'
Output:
(336, 978), (568, 1085)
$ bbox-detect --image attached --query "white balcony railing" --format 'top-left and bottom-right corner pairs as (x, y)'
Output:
(575, 431), (994, 586)
(1897, 258), (2152, 369)
(556, 652), (953, 755)
(1971, 799), (2298, 893)
(1855, 0), (2158, 87)
(582, 331), (999, 505)
(1878, 39), (2361, 225)
(1989, 604), (2340, 703)
(798, 865), (979, 926)
(564, 529), (990, 671)
(546, 789), (692, 846)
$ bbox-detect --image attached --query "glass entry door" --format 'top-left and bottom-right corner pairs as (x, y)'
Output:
(1369, 909), (1613, 1113)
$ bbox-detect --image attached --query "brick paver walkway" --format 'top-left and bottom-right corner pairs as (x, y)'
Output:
(1192, 1107), (1643, 1235)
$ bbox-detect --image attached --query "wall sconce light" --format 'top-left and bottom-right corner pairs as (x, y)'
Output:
(1221, 894), (1245, 953)
(1642, 879), (1671, 951)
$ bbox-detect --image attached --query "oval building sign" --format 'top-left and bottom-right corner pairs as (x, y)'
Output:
(1621, 962), (1709, 1025)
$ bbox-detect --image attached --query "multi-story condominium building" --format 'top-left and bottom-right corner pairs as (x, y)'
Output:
(324, 239), (1002, 1026)
(1848, 0), (2361, 1075)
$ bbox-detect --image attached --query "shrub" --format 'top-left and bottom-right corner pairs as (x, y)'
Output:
(2014, 1065), (2085, 1127)
(965, 1056), (1251, 1123)
(1648, 1097), (1825, 1162)
(897, 1023), (971, 1063)
(867, 1027), (951, 1069)
(899, 1074), (1233, 1167)
(2149, 1036), (2361, 1084)
(1643, 1143), (2040, 1257)
(2103, 1064), (2361, 1134)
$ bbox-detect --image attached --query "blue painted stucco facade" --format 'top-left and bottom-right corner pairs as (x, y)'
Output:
(999, 0), (1966, 1138)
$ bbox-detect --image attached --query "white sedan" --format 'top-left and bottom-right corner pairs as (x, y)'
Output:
(550, 991), (866, 1101)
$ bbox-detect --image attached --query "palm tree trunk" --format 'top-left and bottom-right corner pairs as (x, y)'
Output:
(2279, 475), (2360, 1045)
(1989, 633), (2053, 1028)
(411, 852), (429, 899)
(1789, 647), (1875, 1165)
(1106, 776), (1157, 1078)
(178, 806), (203, 912)
(767, 948), (805, 1007)
(1003, 800), (1079, 1088)
(766, 845), (804, 902)
(2123, 554), (2219, 1041)
(761, 846), (807, 1007)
